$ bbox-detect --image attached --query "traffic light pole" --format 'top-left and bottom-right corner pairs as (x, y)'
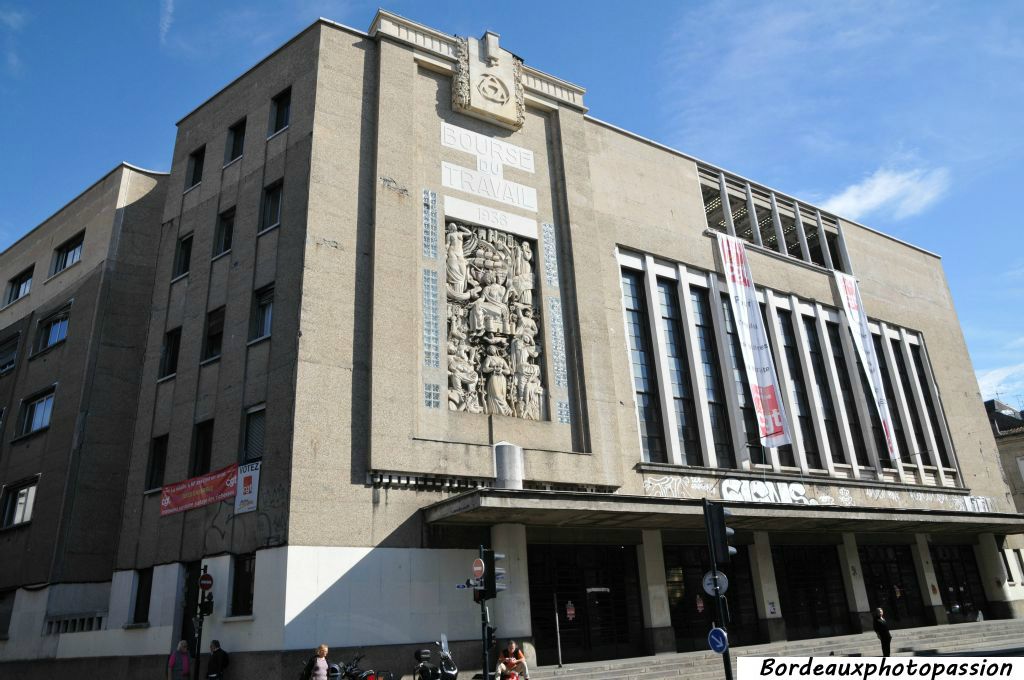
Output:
(192, 566), (207, 680)
(704, 500), (734, 680)
(480, 545), (491, 680)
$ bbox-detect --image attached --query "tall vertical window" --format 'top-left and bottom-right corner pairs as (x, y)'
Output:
(890, 339), (929, 466)
(186, 146), (205, 189)
(871, 334), (911, 466)
(0, 334), (18, 374)
(202, 307), (226, 361)
(1016, 550), (1024, 586)
(225, 118), (246, 164)
(720, 297), (768, 466)
(260, 182), (283, 232)
(1, 480), (37, 527)
(690, 288), (735, 468)
(269, 88), (291, 135)
(826, 322), (870, 467)
(231, 553), (256, 616)
(7, 267), (33, 305)
(244, 406), (266, 462)
(775, 310), (821, 469)
(657, 280), (701, 465)
(250, 286), (274, 340)
(0, 591), (13, 636)
(146, 435), (168, 491)
(53, 232), (84, 274)
(910, 344), (951, 468)
(35, 307), (70, 353)
(172, 234), (193, 279)
(621, 270), (666, 463)
(159, 328), (181, 378)
(804, 317), (846, 464)
(214, 208), (234, 256)
(19, 390), (54, 435)
(190, 420), (214, 477)
(132, 568), (153, 624)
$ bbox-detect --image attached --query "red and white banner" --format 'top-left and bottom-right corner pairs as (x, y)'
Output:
(718, 235), (792, 448)
(834, 272), (899, 462)
(160, 463), (238, 516)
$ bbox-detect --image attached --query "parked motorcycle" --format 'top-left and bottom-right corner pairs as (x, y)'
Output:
(339, 653), (394, 680)
(413, 634), (459, 680)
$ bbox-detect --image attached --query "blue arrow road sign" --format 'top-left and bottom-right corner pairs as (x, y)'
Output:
(708, 627), (728, 654)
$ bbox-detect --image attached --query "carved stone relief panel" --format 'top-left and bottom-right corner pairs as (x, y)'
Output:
(445, 220), (543, 419)
(451, 33), (525, 130)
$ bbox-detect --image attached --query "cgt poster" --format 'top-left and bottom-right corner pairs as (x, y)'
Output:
(160, 464), (238, 516)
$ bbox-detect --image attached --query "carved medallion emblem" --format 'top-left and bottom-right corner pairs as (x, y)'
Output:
(445, 221), (543, 420)
(477, 74), (510, 105)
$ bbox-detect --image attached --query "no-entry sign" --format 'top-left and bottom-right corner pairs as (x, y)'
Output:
(199, 573), (214, 591)
(472, 558), (485, 579)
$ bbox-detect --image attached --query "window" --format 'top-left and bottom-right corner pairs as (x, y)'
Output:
(19, 390), (54, 435)
(0, 335), (18, 374)
(133, 568), (153, 624)
(1, 480), (37, 527)
(202, 307), (225, 361)
(872, 334), (911, 466)
(186, 146), (205, 189)
(621, 270), (666, 463)
(244, 406), (266, 462)
(146, 435), (168, 491)
(1016, 550), (1024, 586)
(658, 280), (702, 466)
(1002, 550), (1015, 583)
(775, 310), (820, 469)
(891, 338), (930, 466)
(7, 267), (33, 305)
(231, 553), (256, 616)
(826, 322), (870, 467)
(250, 286), (273, 340)
(214, 208), (234, 256)
(804, 317), (846, 464)
(159, 328), (181, 378)
(225, 118), (246, 163)
(260, 182), (283, 232)
(53, 232), (84, 274)
(721, 297), (768, 466)
(269, 87), (291, 135)
(190, 420), (214, 477)
(910, 344), (951, 467)
(35, 307), (70, 353)
(172, 234), (193, 279)
(691, 287), (735, 468)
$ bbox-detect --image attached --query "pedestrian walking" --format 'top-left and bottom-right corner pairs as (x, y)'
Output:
(873, 607), (892, 657)
(207, 639), (230, 679)
(168, 640), (191, 680)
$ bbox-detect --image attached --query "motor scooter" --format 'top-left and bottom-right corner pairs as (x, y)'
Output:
(413, 634), (458, 680)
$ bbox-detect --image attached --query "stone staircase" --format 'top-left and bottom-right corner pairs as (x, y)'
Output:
(530, 620), (1024, 680)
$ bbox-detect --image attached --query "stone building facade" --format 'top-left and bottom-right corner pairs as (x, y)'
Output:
(2, 10), (1023, 678)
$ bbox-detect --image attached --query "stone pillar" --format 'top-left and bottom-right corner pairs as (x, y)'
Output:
(836, 533), (872, 632)
(490, 524), (534, 661)
(749, 532), (786, 641)
(910, 534), (948, 625)
(974, 533), (1015, 619)
(636, 530), (676, 654)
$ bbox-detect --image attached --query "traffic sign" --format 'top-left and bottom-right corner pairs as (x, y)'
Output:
(708, 627), (728, 654)
(199, 573), (214, 591)
(702, 570), (729, 596)
(472, 558), (485, 579)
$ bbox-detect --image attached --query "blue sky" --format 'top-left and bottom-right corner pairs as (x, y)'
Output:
(1, 1), (1022, 405)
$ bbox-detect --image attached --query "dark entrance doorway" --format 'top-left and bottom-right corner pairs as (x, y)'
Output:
(663, 544), (763, 652)
(772, 544), (850, 640)
(527, 544), (645, 665)
(930, 545), (989, 623)
(859, 545), (927, 629)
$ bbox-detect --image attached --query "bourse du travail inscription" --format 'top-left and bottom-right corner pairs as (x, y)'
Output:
(446, 221), (543, 420)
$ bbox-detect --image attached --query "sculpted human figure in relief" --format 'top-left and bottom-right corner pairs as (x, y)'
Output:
(443, 221), (544, 420)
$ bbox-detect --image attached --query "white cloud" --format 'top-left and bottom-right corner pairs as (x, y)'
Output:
(0, 8), (25, 31)
(976, 363), (1024, 401)
(820, 167), (950, 221)
(159, 0), (174, 45)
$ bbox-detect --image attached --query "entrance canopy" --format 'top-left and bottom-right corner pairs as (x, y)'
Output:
(423, 488), (1024, 535)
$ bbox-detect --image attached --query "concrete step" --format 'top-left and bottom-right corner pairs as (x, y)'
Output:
(531, 621), (1024, 680)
